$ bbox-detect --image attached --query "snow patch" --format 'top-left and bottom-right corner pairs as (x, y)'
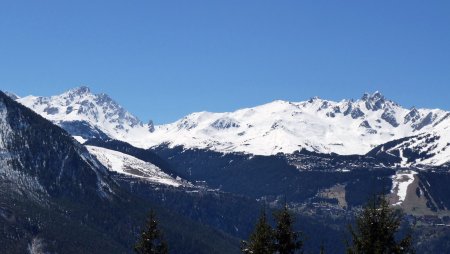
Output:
(86, 146), (185, 187)
(73, 136), (87, 144)
(391, 170), (417, 206)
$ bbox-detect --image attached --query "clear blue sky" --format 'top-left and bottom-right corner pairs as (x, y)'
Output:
(1, 1), (449, 124)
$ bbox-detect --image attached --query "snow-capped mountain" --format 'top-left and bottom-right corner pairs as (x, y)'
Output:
(17, 86), (153, 143)
(14, 87), (450, 165)
(0, 90), (247, 253)
(147, 91), (449, 157)
(0, 90), (115, 201)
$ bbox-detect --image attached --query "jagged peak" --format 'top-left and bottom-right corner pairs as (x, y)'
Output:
(361, 91), (384, 101)
(359, 91), (398, 111)
(65, 86), (92, 97)
(308, 96), (321, 103)
(61, 87), (120, 110)
(409, 106), (419, 113)
(17, 86), (149, 137)
(148, 120), (155, 132)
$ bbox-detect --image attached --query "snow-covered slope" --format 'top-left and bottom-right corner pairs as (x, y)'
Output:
(368, 129), (450, 167)
(0, 91), (115, 200)
(87, 146), (186, 187)
(146, 92), (449, 157)
(17, 86), (153, 142)
(391, 170), (417, 206)
(15, 87), (450, 165)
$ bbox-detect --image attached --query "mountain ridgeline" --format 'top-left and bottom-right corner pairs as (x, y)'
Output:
(0, 91), (264, 254)
(17, 88), (450, 167)
(3, 87), (450, 253)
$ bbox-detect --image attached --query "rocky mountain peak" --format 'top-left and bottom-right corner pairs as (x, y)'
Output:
(361, 91), (383, 100)
(16, 87), (155, 142)
(61, 86), (93, 103)
(308, 96), (321, 103)
(361, 91), (387, 111)
(68, 86), (91, 95)
(148, 120), (155, 132)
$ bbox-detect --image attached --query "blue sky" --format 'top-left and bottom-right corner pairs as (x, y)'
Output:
(1, 1), (449, 124)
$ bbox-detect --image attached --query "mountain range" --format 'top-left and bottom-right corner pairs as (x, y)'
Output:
(0, 90), (262, 253)
(15, 86), (450, 166)
(2, 86), (450, 253)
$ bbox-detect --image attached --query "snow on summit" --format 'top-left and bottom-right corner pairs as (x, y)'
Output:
(146, 91), (449, 158)
(17, 86), (153, 142)
(14, 87), (450, 165)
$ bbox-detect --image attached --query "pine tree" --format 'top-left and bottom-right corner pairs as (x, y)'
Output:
(273, 205), (303, 254)
(347, 195), (414, 254)
(241, 208), (275, 254)
(135, 210), (169, 254)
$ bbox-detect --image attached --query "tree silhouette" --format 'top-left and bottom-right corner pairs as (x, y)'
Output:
(241, 208), (275, 254)
(135, 210), (168, 254)
(347, 195), (414, 254)
(273, 204), (303, 254)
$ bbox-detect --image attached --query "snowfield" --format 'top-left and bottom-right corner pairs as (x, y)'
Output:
(87, 146), (185, 187)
